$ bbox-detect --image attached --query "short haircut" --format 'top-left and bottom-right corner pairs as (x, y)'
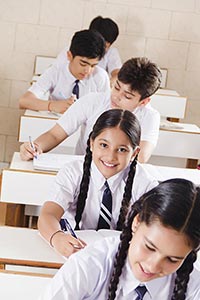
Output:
(69, 29), (105, 60)
(118, 57), (162, 100)
(89, 16), (119, 44)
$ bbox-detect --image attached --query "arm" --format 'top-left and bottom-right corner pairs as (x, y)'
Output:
(20, 123), (68, 161)
(138, 140), (155, 163)
(38, 201), (84, 257)
(19, 91), (75, 113)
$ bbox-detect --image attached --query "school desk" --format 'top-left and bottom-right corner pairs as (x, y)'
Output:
(18, 109), (80, 155)
(1, 152), (200, 209)
(0, 226), (65, 272)
(0, 270), (51, 300)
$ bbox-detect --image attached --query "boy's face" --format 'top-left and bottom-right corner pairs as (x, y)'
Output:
(67, 51), (99, 80)
(111, 80), (149, 112)
(128, 219), (192, 282)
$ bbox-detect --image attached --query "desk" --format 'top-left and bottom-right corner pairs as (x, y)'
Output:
(0, 226), (65, 271)
(152, 122), (200, 168)
(18, 110), (80, 154)
(1, 152), (200, 208)
(0, 271), (51, 300)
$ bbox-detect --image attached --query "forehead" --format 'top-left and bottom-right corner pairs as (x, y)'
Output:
(116, 80), (141, 97)
(75, 56), (99, 64)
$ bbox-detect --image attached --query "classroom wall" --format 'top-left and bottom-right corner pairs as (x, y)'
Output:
(0, 0), (200, 165)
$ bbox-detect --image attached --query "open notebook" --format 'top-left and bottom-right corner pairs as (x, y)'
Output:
(33, 153), (83, 172)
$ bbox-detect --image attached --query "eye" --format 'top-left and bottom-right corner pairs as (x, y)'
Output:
(80, 62), (87, 67)
(167, 257), (180, 264)
(145, 244), (155, 252)
(114, 85), (120, 91)
(125, 95), (132, 100)
(100, 142), (108, 148)
(118, 147), (127, 153)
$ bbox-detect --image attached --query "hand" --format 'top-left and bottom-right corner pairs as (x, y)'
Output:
(51, 231), (86, 257)
(20, 141), (42, 161)
(50, 97), (75, 114)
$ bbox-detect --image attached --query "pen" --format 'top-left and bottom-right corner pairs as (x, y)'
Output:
(63, 218), (84, 249)
(29, 136), (37, 159)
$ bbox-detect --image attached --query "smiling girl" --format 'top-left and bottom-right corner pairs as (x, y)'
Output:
(39, 178), (200, 300)
(38, 109), (158, 257)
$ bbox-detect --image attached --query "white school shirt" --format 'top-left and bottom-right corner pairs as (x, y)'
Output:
(57, 91), (160, 155)
(28, 60), (110, 100)
(48, 158), (158, 229)
(55, 46), (122, 76)
(39, 236), (200, 300)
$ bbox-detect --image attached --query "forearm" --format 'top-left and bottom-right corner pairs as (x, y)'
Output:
(138, 140), (155, 163)
(34, 124), (68, 153)
(19, 91), (49, 111)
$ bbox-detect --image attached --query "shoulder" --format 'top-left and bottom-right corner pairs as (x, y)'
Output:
(92, 66), (110, 80)
(135, 163), (158, 188)
(186, 262), (200, 298)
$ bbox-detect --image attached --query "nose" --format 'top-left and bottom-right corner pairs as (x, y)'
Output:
(145, 257), (163, 274)
(106, 149), (117, 161)
(84, 65), (92, 74)
(113, 89), (123, 102)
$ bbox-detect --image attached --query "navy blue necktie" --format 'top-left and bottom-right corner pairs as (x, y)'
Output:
(72, 79), (79, 99)
(135, 285), (147, 300)
(97, 181), (112, 229)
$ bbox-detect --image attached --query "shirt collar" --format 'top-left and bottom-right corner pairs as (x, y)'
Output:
(90, 161), (130, 193)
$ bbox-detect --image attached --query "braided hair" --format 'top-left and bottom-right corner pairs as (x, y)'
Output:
(108, 178), (200, 300)
(74, 109), (141, 230)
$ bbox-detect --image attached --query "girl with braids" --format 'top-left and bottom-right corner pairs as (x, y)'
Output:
(39, 178), (200, 300)
(38, 109), (158, 257)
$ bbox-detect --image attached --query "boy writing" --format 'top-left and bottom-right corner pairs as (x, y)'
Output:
(19, 29), (110, 113)
(20, 57), (162, 163)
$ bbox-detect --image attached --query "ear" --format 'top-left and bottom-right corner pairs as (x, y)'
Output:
(130, 146), (140, 162)
(138, 97), (150, 107)
(67, 50), (73, 62)
(90, 138), (94, 152)
(132, 214), (140, 233)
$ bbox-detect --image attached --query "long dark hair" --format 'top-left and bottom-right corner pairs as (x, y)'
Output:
(108, 178), (200, 300)
(74, 109), (141, 230)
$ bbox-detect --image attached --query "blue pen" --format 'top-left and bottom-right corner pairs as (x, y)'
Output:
(61, 218), (84, 248)
(29, 136), (37, 159)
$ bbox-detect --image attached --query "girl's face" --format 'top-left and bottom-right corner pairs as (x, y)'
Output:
(128, 218), (192, 282)
(90, 127), (138, 179)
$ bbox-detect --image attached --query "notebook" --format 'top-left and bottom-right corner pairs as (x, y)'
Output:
(33, 153), (83, 172)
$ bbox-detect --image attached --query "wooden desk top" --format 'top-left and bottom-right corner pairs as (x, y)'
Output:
(0, 226), (65, 269)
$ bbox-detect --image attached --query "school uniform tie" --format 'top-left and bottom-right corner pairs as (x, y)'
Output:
(135, 285), (147, 300)
(97, 181), (112, 229)
(72, 79), (79, 99)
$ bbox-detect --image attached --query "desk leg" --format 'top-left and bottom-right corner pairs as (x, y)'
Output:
(186, 159), (198, 169)
(5, 204), (26, 227)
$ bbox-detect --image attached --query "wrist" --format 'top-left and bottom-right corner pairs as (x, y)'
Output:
(47, 101), (53, 112)
(49, 230), (64, 247)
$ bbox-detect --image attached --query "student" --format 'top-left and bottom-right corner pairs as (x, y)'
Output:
(20, 57), (162, 163)
(55, 16), (122, 84)
(38, 109), (158, 257)
(39, 178), (200, 300)
(19, 29), (110, 113)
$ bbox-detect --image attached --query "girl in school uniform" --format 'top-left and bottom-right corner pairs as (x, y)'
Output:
(38, 109), (158, 257)
(39, 178), (200, 300)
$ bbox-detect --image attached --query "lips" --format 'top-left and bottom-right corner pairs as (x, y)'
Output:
(139, 263), (155, 279)
(102, 160), (117, 168)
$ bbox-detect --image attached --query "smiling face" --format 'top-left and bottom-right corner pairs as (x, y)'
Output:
(111, 80), (150, 112)
(90, 127), (138, 179)
(67, 51), (99, 80)
(128, 219), (192, 282)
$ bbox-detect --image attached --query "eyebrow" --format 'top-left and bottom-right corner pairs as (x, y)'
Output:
(80, 59), (98, 67)
(145, 237), (185, 260)
(98, 138), (130, 149)
(116, 80), (135, 96)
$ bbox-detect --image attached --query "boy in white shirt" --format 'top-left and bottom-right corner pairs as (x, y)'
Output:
(55, 16), (122, 85)
(20, 57), (162, 163)
(19, 29), (110, 113)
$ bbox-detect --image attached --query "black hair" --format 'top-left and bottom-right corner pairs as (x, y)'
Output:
(69, 29), (105, 59)
(89, 16), (119, 44)
(118, 57), (162, 100)
(74, 109), (141, 230)
(108, 178), (200, 300)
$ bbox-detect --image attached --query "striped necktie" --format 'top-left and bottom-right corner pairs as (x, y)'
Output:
(135, 285), (147, 300)
(97, 181), (112, 229)
(72, 79), (79, 99)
